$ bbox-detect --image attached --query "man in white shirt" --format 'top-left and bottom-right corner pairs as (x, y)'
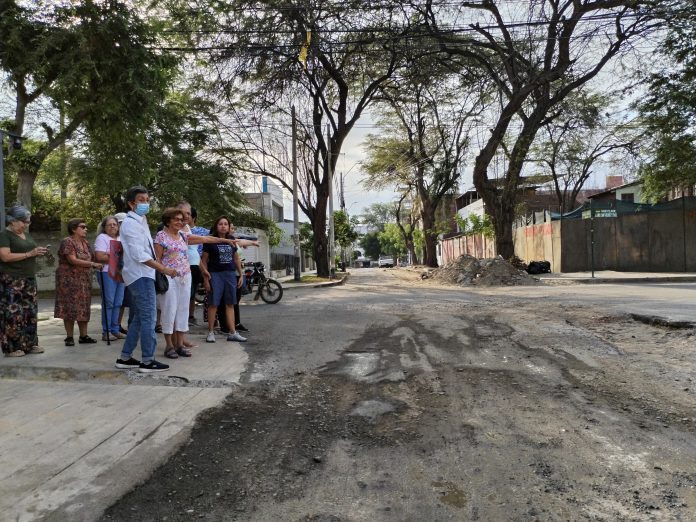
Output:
(115, 186), (177, 373)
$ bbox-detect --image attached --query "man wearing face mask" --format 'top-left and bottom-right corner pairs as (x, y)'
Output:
(116, 186), (177, 373)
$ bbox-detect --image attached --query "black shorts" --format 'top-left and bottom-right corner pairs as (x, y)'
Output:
(190, 265), (203, 299)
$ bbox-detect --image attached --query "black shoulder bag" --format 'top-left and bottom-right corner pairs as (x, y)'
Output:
(149, 241), (169, 294)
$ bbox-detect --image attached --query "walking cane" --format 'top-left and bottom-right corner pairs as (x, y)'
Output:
(98, 271), (111, 346)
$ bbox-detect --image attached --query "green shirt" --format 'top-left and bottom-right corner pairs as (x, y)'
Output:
(0, 229), (37, 278)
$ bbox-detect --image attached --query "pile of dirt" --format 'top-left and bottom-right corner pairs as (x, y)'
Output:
(429, 254), (540, 286)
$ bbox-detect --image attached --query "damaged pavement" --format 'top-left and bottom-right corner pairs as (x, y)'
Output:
(3, 268), (696, 521)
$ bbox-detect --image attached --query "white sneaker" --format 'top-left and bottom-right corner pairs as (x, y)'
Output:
(227, 332), (247, 342)
(205, 331), (216, 343)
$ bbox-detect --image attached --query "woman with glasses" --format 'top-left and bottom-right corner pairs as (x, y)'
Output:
(54, 218), (102, 346)
(0, 205), (48, 357)
(153, 208), (238, 359)
(94, 215), (126, 341)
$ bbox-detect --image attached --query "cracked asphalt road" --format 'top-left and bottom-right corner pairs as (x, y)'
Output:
(101, 269), (696, 521)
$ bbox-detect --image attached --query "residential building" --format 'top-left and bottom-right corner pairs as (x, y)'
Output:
(243, 176), (314, 275)
(586, 179), (644, 203)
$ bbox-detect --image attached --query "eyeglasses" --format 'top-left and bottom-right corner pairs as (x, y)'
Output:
(106, 223), (118, 227)
(78, 225), (88, 229)
(171, 218), (184, 222)
(22, 220), (31, 225)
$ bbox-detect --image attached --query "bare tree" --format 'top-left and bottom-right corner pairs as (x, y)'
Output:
(200, 0), (409, 276)
(394, 187), (421, 265)
(363, 61), (485, 267)
(422, 0), (659, 257)
(531, 92), (645, 212)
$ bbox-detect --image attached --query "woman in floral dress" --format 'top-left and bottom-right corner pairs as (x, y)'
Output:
(0, 205), (49, 357)
(54, 218), (102, 346)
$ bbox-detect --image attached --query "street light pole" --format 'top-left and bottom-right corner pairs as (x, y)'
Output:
(327, 123), (335, 279)
(292, 106), (301, 282)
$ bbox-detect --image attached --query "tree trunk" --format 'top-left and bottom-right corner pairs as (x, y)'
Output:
(421, 210), (438, 267)
(492, 203), (515, 259)
(407, 242), (418, 265)
(312, 195), (330, 278)
(16, 170), (36, 209)
(314, 227), (329, 277)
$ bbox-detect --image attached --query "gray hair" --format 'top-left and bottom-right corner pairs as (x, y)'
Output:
(6, 205), (31, 224)
(97, 215), (118, 236)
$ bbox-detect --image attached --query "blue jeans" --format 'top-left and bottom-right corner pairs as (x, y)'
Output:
(97, 272), (125, 335)
(121, 277), (157, 363)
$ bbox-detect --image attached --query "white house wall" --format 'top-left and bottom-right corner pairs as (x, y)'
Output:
(457, 199), (485, 226)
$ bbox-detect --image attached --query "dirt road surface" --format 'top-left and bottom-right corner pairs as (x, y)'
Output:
(100, 269), (696, 521)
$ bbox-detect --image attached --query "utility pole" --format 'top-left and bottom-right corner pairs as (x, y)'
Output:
(292, 106), (301, 281)
(340, 171), (346, 268)
(327, 123), (335, 278)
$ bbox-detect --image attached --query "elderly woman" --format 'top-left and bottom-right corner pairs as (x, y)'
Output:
(94, 215), (126, 341)
(54, 218), (102, 346)
(154, 207), (239, 359)
(0, 205), (48, 357)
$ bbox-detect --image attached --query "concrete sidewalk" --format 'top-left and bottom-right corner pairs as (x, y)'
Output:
(275, 270), (349, 289)
(0, 300), (248, 522)
(0, 269), (345, 522)
(538, 270), (696, 284)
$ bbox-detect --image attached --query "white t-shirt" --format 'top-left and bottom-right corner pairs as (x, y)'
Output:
(94, 233), (114, 273)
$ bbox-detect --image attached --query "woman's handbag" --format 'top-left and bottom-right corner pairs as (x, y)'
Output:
(149, 242), (169, 294)
(154, 270), (169, 294)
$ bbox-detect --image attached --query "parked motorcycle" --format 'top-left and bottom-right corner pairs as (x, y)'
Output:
(242, 261), (283, 304)
(194, 261), (283, 305)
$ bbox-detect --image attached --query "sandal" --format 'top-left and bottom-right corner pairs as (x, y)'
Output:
(155, 325), (163, 333)
(78, 335), (98, 344)
(64, 337), (75, 346)
(5, 350), (26, 357)
(176, 346), (192, 357)
(164, 348), (179, 359)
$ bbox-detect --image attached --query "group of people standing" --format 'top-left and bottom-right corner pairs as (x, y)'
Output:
(0, 185), (257, 373)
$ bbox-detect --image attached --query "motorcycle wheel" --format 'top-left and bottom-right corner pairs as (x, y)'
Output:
(194, 283), (206, 304)
(259, 278), (283, 304)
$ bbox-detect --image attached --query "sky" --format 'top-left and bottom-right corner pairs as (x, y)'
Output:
(274, 112), (415, 223)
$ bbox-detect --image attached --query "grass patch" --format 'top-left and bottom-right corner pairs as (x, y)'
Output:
(299, 274), (347, 283)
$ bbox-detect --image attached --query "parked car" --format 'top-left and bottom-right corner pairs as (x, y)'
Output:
(378, 255), (394, 268)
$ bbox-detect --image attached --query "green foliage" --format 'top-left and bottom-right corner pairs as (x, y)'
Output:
(636, 3), (696, 199)
(359, 232), (381, 260)
(264, 221), (283, 248)
(299, 223), (315, 260)
(358, 202), (396, 231)
(455, 214), (495, 238)
(413, 228), (425, 258)
(0, 0), (180, 207)
(378, 223), (406, 258)
(333, 210), (358, 249)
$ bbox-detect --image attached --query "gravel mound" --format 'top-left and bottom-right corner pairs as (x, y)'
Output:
(430, 254), (540, 286)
